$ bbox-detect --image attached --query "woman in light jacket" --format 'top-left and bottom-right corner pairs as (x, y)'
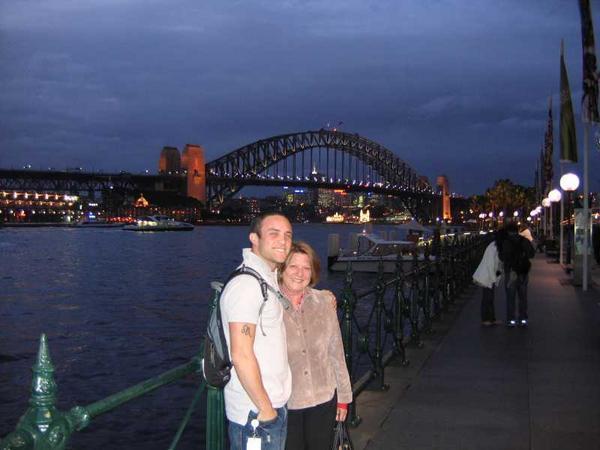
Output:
(473, 230), (506, 326)
(279, 241), (352, 450)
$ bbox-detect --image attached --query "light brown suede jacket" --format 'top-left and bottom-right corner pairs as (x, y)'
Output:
(283, 288), (353, 410)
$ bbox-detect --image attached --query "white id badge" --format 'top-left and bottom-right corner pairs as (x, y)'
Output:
(247, 436), (261, 450)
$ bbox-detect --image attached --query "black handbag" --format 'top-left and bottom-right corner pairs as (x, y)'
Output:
(331, 420), (354, 450)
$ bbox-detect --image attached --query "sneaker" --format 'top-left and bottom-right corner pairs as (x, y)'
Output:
(519, 319), (528, 327)
(507, 320), (517, 328)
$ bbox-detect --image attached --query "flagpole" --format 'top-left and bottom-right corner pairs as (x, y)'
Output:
(583, 123), (590, 291)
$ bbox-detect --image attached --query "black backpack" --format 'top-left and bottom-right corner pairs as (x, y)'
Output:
(202, 266), (287, 388)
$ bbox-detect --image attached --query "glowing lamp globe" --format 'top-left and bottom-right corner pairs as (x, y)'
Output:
(548, 189), (562, 203)
(542, 198), (551, 208)
(560, 173), (580, 192)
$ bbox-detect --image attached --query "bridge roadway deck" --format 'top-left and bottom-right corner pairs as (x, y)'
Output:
(351, 255), (600, 450)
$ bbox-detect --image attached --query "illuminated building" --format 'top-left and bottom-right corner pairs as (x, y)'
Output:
(181, 144), (206, 203)
(159, 146), (181, 174)
(134, 194), (149, 208)
(0, 190), (83, 223)
(282, 187), (311, 205)
(436, 175), (452, 220)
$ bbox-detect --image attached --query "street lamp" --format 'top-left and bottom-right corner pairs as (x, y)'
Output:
(548, 189), (562, 240)
(541, 198), (551, 237)
(560, 173), (580, 267)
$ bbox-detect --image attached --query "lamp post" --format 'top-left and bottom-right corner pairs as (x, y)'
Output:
(548, 188), (562, 241)
(560, 173), (580, 267)
(542, 197), (551, 238)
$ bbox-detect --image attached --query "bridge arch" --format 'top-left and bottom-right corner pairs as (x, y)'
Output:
(206, 130), (432, 206)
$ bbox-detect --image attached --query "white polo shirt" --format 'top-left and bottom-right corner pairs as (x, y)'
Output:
(220, 248), (292, 425)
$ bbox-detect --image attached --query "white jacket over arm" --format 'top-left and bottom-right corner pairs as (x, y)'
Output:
(472, 242), (502, 289)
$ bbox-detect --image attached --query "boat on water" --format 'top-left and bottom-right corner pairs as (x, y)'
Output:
(327, 232), (419, 273)
(75, 219), (124, 228)
(123, 215), (194, 232)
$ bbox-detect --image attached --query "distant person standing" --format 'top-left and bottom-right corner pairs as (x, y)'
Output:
(499, 223), (535, 327)
(473, 229), (506, 326)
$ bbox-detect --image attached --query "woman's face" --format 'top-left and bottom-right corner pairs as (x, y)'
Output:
(282, 252), (312, 292)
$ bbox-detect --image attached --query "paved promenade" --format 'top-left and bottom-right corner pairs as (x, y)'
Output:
(352, 256), (600, 450)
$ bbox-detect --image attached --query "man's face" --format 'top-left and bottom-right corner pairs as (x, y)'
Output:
(249, 215), (292, 269)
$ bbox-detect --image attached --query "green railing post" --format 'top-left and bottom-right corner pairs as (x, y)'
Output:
(421, 243), (433, 334)
(368, 259), (389, 391)
(205, 282), (226, 450)
(392, 251), (408, 366)
(408, 250), (423, 347)
(0, 334), (83, 450)
(205, 386), (225, 450)
(340, 262), (361, 427)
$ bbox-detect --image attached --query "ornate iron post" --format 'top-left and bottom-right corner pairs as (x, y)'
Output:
(408, 249), (423, 347)
(369, 259), (389, 391)
(392, 251), (408, 366)
(421, 243), (433, 334)
(0, 335), (87, 450)
(340, 262), (361, 427)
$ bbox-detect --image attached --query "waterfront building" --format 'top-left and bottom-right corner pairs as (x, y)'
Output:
(0, 190), (84, 223)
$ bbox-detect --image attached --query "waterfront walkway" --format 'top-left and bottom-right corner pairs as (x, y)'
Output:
(352, 256), (600, 450)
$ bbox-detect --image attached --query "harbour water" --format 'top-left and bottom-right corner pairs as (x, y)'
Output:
(0, 223), (375, 449)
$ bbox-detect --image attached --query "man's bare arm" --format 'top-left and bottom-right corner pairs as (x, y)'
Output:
(229, 322), (277, 421)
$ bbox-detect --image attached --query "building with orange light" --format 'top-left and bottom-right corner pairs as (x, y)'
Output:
(436, 175), (452, 220)
(159, 146), (182, 174)
(181, 144), (206, 203)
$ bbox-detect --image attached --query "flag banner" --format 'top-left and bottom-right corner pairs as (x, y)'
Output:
(579, 0), (600, 123)
(560, 41), (578, 162)
(543, 98), (554, 192)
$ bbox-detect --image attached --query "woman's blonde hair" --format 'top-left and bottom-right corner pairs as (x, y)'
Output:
(279, 241), (321, 287)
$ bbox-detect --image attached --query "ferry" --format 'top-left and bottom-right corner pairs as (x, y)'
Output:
(123, 215), (194, 232)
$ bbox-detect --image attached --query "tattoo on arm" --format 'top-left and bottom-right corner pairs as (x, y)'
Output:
(241, 324), (251, 336)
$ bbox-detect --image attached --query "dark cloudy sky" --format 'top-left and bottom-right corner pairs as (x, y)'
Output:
(1, 0), (599, 195)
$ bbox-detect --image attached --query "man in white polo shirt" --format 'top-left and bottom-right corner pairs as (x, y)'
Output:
(221, 212), (293, 449)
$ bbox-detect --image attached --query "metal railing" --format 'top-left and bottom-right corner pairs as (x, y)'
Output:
(338, 232), (487, 426)
(1, 232), (488, 450)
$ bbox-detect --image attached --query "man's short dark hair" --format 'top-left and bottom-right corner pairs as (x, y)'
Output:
(249, 211), (289, 236)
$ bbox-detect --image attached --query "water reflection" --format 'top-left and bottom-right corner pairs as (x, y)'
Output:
(0, 224), (369, 449)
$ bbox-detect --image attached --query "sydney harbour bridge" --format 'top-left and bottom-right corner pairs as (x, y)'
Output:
(0, 130), (448, 220)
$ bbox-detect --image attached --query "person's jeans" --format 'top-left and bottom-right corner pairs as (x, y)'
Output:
(228, 406), (288, 450)
(505, 271), (529, 321)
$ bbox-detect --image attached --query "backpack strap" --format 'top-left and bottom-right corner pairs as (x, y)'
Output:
(223, 265), (290, 336)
